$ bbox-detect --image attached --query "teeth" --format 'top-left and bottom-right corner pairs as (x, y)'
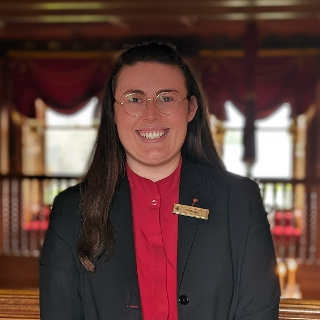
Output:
(138, 130), (167, 139)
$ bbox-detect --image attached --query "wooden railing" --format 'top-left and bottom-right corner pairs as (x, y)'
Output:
(0, 289), (319, 320)
(0, 175), (79, 257)
(257, 178), (320, 265)
(0, 175), (319, 265)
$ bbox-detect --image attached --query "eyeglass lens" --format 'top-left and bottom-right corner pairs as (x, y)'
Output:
(121, 92), (182, 116)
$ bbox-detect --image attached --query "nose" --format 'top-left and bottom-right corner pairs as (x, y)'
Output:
(142, 99), (161, 121)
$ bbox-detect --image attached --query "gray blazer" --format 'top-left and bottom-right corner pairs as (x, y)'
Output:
(40, 158), (280, 320)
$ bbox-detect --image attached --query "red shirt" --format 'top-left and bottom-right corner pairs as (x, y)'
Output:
(127, 161), (181, 320)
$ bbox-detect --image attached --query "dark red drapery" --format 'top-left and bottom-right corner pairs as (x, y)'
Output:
(202, 54), (318, 120)
(10, 57), (113, 118)
(9, 53), (319, 119)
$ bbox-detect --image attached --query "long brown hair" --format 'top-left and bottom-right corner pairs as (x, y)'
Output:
(78, 42), (225, 272)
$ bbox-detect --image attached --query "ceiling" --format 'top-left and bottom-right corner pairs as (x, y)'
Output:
(1, 0), (320, 42)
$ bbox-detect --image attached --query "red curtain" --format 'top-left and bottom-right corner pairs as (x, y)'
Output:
(9, 54), (319, 119)
(202, 55), (318, 120)
(10, 57), (113, 118)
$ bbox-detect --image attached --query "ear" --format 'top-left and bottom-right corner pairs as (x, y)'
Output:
(187, 96), (198, 122)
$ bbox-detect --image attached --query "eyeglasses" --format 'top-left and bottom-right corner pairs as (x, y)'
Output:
(115, 91), (188, 117)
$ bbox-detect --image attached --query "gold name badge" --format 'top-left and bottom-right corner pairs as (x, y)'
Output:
(173, 203), (209, 220)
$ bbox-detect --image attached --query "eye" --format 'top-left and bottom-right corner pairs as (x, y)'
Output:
(126, 94), (144, 103)
(158, 93), (176, 102)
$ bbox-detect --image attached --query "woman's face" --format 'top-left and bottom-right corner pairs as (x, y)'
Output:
(114, 62), (198, 174)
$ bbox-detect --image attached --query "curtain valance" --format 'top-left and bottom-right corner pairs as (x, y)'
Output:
(202, 55), (318, 120)
(10, 53), (319, 119)
(10, 56), (113, 117)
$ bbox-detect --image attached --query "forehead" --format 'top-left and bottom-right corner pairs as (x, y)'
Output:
(115, 62), (186, 94)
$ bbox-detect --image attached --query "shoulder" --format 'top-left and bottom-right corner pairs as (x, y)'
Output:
(215, 168), (259, 194)
(53, 183), (82, 209)
(183, 159), (264, 221)
(189, 162), (269, 238)
(206, 166), (263, 211)
(204, 166), (267, 227)
(40, 184), (83, 270)
(183, 158), (259, 194)
(49, 183), (82, 242)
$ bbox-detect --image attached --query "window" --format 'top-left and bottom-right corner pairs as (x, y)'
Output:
(44, 97), (99, 176)
(222, 102), (293, 179)
(222, 101), (246, 176)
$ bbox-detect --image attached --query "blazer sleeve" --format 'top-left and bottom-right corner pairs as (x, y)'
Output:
(235, 181), (280, 320)
(39, 190), (84, 320)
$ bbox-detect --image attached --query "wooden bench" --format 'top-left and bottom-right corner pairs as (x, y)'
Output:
(0, 289), (320, 319)
(0, 290), (40, 319)
(279, 299), (320, 319)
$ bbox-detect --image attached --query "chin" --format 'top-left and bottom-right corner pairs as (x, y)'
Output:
(142, 157), (168, 167)
(143, 154), (178, 167)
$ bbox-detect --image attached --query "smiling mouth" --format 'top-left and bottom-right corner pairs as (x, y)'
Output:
(136, 129), (169, 140)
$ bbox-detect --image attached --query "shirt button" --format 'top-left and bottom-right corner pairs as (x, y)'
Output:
(179, 294), (189, 305)
(151, 199), (157, 206)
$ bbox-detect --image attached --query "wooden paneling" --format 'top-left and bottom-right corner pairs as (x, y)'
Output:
(297, 265), (320, 299)
(0, 257), (38, 289)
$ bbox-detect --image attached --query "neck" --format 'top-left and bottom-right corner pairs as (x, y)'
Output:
(126, 154), (181, 182)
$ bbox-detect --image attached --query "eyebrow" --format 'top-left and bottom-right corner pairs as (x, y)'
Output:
(122, 89), (180, 96)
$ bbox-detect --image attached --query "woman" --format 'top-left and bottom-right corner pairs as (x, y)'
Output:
(40, 42), (280, 320)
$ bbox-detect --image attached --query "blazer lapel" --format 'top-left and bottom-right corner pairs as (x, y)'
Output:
(109, 160), (216, 301)
(109, 177), (140, 302)
(177, 160), (213, 289)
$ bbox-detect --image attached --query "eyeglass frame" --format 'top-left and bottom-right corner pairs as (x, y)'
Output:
(114, 91), (189, 117)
